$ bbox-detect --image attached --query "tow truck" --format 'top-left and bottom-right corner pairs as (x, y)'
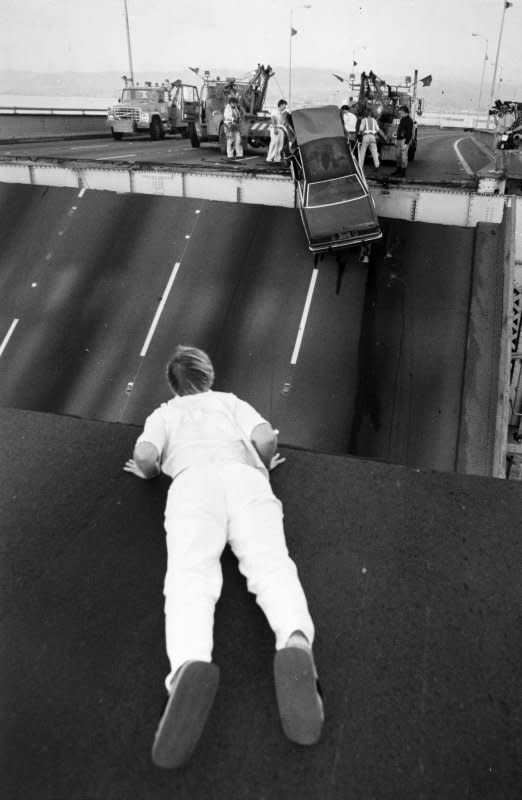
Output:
(107, 79), (200, 141)
(350, 69), (424, 162)
(186, 64), (274, 152)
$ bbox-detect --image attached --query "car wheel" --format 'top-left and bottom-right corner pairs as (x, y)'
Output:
(150, 117), (163, 141)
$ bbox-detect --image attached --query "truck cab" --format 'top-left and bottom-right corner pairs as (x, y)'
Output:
(107, 81), (200, 141)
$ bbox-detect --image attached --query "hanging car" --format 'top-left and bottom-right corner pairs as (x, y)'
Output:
(289, 105), (382, 253)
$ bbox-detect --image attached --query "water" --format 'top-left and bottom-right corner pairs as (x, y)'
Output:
(0, 94), (117, 110)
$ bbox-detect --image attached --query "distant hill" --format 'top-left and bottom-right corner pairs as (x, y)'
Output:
(0, 67), (511, 113)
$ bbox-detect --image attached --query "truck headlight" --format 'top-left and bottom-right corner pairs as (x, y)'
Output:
(141, 112), (150, 122)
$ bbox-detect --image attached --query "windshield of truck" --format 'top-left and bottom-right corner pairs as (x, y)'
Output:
(121, 88), (164, 103)
(306, 175), (366, 208)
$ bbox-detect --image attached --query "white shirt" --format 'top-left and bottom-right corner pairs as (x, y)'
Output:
(342, 110), (358, 134)
(359, 116), (378, 135)
(137, 390), (268, 478)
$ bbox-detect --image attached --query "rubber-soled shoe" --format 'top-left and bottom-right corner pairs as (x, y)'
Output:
(274, 646), (324, 745)
(151, 660), (220, 769)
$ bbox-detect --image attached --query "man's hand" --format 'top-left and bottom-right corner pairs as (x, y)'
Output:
(123, 458), (152, 479)
(269, 453), (286, 471)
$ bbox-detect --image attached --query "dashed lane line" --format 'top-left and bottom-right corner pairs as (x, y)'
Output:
(139, 262), (181, 357)
(96, 153), (137, 160)
(0, 318), (19, 357)
(290, 268), (318, 365)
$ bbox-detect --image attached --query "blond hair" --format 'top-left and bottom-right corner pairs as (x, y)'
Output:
(166, 345), (215, 396)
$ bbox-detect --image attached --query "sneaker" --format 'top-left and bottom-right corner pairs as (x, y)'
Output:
(273, 632), (324, 745)
(151, 660), (220, 769)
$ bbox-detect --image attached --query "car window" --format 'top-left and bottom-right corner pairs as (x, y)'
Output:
(306, 175), (366, 208)
(300, 137), (354, 181)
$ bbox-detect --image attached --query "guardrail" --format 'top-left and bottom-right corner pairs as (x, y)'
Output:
(0, 108), (107, 140)
(0, 106), (106, 115)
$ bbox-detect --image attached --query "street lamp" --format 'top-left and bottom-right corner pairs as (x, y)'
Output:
(289, 3), (311, 108)
(488, 0), (513, 124)
(123, 0), (135, 86)
(472, 33), (488, 128)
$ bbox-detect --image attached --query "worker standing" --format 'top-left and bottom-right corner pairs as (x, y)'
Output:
(266, 99), (289, 164)
(223, 95), (243, 160)
(358, 110), (385, 170)
(124, 345), (324, 769)
(393, 105), (413, 177)
(341, 103), (358, 151)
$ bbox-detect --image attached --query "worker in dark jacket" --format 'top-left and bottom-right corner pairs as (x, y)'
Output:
(393, 105), (414, 177)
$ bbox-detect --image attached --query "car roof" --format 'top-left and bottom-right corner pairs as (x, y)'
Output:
(291, 105), (345, 145)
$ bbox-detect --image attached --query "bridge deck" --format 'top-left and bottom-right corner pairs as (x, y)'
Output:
(1, 407), (520, 799)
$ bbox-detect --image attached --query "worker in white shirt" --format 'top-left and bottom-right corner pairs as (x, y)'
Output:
(124, 345), (324, 769)
(223, 95), (243, 160)
(358, 110), (386, 170)
(340, 104), (358, 150)
(267, 99), (289, 163)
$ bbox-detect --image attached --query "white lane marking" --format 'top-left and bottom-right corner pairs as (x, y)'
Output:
(78, 187), (87, 198)
(0, 318), (19, 357)
(453, 138), (474, 176)
(69, 144), (110, 151)
(290, 269), (318, 365)
(96, 153), (137, 160)
(140, 262), (181, 357)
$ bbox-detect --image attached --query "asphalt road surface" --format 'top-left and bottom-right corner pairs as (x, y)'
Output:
(0, 176), (485, 471)
(0, 126), (492, 182)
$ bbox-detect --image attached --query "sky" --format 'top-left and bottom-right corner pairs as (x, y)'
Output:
(0, 0), (521, 94)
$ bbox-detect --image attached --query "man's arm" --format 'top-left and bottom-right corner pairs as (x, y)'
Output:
(124, 441), (161, 480)
(251, 422), (278, 469)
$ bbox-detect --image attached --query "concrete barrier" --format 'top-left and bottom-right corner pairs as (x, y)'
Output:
(0, 110), (107, 141)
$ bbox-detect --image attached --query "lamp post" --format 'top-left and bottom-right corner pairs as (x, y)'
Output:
(488, 0), (513, 122)
(472, 33), (488, 128)
(123, 0), (135, 86)
(288, 3), (311, 108)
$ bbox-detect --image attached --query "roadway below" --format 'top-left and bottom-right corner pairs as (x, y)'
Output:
(0, 176), (504, 473)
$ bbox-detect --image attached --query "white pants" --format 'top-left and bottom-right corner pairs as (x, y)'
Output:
(226, 129), (243, 158)
(162, 462), (315, 689)
(267, 128), (284, 162)
(359, 133), (380, 168)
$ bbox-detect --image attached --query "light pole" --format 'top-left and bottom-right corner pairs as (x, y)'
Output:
(488, 0), (513, 121)
(123, 0), (135, 86)
(289, 3), (311, 108)
(472, 33), (488, 128)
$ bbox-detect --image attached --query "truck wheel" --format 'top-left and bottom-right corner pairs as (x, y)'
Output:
(188, 122), (200, 148)
(150, 117), (163, 141)
(219, 125), (227, 154)
(111, 129), (123, 140)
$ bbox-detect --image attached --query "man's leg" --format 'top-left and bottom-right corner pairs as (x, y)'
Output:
(163, 468), (227, 688)
(359, 136), (368, 169)
(226, 131), (234, 158)
(225, 464), (322, 744)
(266, 130), (277, 161)
(369, 137), (380, 168)
(234, 130), (244, 158)
(225, 465), (314, 650)
(152, 468), (227, 769)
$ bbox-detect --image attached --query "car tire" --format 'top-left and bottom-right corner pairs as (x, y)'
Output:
(150, 117), (163, 141)
(189, 122), (200, 148)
